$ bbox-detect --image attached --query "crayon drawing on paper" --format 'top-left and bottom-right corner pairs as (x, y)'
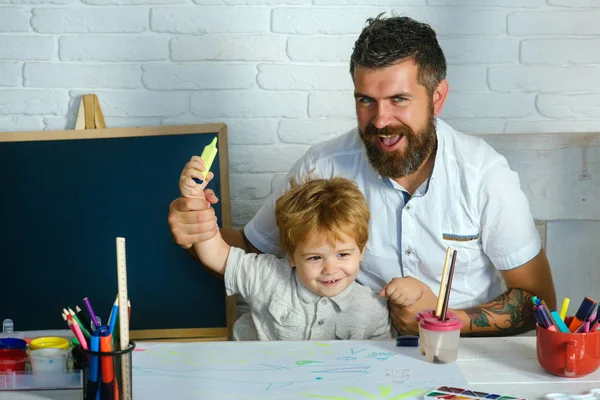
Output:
(132, 340), (467, 400)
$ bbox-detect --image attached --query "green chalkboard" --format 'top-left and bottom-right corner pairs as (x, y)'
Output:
(0, 124), (232, 339)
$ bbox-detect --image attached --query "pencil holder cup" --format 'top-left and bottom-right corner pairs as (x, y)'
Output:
(416, 309), (457, 356)
(536, 317), (600, 378)
(77, 341), (136, 400)
(419, 317), (463, 364)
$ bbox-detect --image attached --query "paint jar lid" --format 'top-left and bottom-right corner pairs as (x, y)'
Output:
(416, 309), (457, 321)
(29, 337), (70, 350)
(0, 338), (27, 350)
(420, 317), (463, 332)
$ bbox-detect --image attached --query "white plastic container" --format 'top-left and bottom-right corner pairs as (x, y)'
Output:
(29, 348), (68, 387)
(416, 309), (457, 356)
(419, 316), (463, 364)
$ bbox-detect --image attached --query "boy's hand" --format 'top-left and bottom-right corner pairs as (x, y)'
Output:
(379, 277), (423, 307)
(179, 156), (215, 199)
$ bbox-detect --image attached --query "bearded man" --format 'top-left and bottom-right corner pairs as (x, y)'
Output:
(168, 15), (556, 338)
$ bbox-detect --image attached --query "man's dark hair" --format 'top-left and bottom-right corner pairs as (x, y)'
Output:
(350, 14), (447, 95)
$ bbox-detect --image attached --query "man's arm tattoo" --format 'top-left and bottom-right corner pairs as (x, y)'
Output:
(461, 288), (535, 337)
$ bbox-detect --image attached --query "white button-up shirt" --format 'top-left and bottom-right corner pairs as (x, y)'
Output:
(244, 118), (541, 309)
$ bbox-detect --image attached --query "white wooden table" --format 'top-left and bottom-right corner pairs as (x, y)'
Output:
(456, 337), (599, 399)
(2, 337), (599, 400)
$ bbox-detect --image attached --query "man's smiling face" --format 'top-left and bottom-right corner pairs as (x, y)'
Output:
(354, 59), (437, 179)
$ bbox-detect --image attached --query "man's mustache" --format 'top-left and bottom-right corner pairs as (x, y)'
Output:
(364, 123), (413, 138)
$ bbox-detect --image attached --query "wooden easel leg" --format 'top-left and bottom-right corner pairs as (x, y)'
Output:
(83, 95), (95, 129)
(74, 98), (86, 130)
(94, 95), (106, 129)
(75, 94), (106, 130)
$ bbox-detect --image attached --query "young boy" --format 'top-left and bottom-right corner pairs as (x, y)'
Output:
(179, 156), (393, 340)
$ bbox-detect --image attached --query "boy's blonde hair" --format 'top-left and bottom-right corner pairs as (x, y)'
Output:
(275, 176), (370, 257)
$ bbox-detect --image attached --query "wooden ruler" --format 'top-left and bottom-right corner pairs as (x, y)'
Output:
(116, 237), (132, 399)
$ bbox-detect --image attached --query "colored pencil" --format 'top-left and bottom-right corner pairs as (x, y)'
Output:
(84, 297), (100, 330)
(108, 298), (119, 335)
(63, 313), (88, 350)
(76, 305), (93, 332)
(69, 308), (91, 340)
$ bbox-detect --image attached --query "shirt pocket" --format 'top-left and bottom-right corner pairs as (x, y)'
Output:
(334, 324), (366, 340)
(262, 300), (305, 341)
(441, 231), (484, 270)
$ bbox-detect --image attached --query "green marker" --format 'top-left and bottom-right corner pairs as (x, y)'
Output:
(194, 137), (218, 183)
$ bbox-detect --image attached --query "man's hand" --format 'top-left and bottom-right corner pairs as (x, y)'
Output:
(168, 197), (219, 249)
(385, 277), (438, 335)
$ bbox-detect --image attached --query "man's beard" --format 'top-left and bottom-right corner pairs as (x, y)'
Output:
(360, 105), (437, 179)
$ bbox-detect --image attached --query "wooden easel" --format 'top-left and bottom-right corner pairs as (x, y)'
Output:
(74, 94), (106, 130)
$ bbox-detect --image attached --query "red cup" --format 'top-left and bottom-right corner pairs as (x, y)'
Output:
(0, 348), (27, 373)
(536, 317), (600, 378)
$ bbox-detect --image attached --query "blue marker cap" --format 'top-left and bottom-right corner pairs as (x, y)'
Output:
(396, 335), (419, 347)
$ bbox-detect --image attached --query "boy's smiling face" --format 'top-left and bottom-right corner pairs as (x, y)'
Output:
(288, 230), (363, 297)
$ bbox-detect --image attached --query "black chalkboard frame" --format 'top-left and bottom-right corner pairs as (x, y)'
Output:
(0, 123), (235, 341)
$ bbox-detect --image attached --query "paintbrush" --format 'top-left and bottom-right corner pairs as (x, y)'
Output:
(435, 247), (452, 317)
(434, 249), (457, 363)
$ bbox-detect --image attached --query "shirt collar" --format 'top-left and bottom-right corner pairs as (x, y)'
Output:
(329, 282), (356, 311)
(429, 117), (449, 182)
(294, 273), (357, 312)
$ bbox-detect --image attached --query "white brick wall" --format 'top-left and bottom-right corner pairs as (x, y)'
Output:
(1, 2), (600, 227)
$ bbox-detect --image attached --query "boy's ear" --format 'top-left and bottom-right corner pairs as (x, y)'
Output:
(360, 247), (366, 261)
(287, 255), (296, 268)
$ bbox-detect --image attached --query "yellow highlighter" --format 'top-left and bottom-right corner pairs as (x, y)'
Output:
(194, 137), (218, 182)
(559, 297), (570, 321)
